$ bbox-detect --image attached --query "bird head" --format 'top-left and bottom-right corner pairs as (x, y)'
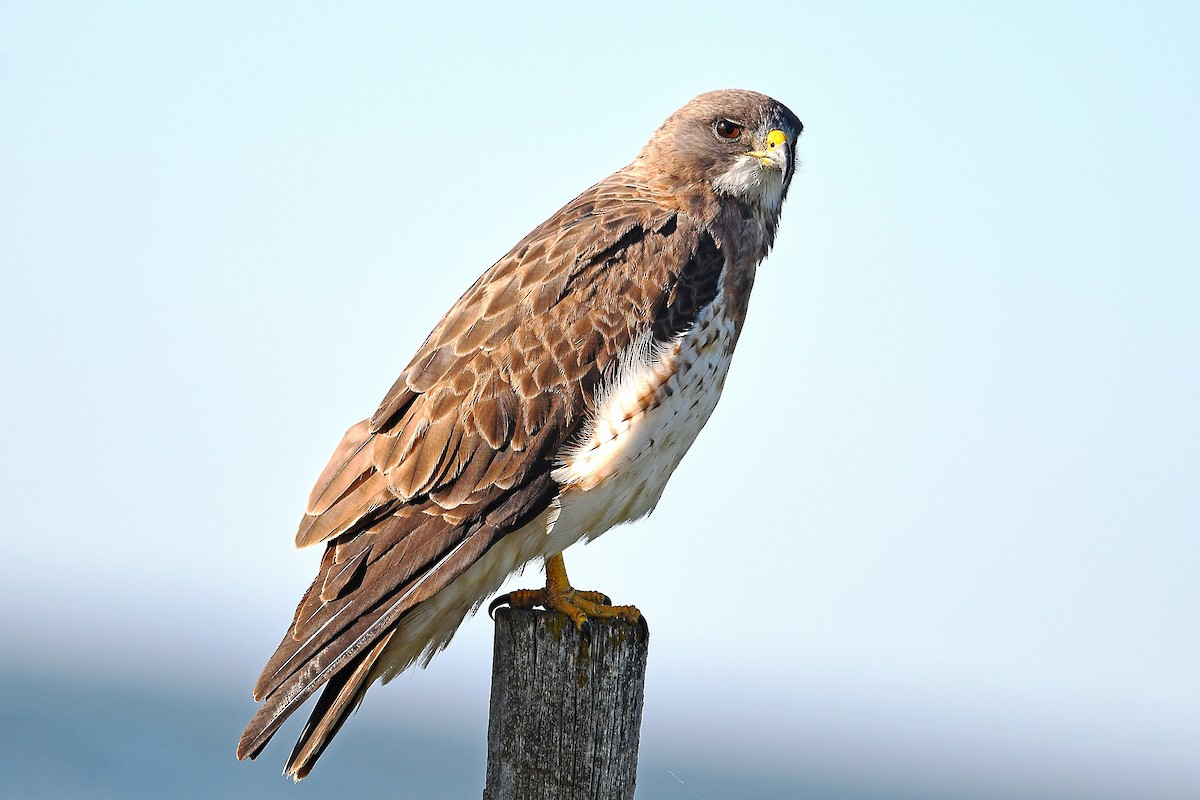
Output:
(638, 89), (804, 216)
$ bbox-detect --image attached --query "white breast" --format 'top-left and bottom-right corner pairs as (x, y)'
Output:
(549, 289), (739, 551)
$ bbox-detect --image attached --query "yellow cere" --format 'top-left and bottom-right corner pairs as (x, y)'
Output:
(748, 129), (789, 166)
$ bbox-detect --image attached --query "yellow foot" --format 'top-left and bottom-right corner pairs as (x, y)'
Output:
(491, 585), (642, 628)
(488, 553), (647, 637)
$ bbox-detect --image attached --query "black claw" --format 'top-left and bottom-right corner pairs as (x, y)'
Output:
(579, 619), (593, 642)
(487, 594), (511, 620)
(636, 614), (650, 640)
(600, 593), (612, 605)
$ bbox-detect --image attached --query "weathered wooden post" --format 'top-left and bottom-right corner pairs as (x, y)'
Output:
(483, 608), (650, 800)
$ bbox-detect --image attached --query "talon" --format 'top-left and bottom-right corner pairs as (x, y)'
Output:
(490, 554), (641, 637)
(637, 614), (650, 640)
(487, 594), (510, 620)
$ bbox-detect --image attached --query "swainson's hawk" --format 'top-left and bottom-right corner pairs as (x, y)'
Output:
(238, 88), (803, 779)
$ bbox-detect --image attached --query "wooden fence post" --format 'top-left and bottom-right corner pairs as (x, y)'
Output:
(483, 607), (650, 800)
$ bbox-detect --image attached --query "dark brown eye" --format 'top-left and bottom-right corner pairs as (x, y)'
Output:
(715, 119), (743, 140)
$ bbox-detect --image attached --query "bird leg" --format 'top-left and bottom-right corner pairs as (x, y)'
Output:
(488, 553), (643, 634)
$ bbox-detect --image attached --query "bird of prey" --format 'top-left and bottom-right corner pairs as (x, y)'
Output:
(237, 88), (802, 779)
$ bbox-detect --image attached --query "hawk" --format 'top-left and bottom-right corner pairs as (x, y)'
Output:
(238, 89), (803, 779)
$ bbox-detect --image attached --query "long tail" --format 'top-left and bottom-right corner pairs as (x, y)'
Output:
(284, 629), (394, 779)
(239, 628), (396, 781)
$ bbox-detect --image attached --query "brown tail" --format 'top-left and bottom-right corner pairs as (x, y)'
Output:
(238, 628), (395, 781)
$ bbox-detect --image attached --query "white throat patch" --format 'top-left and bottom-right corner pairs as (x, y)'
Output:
(712, 155), (785, 215)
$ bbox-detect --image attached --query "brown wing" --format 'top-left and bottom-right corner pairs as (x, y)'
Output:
(238, 174), (724, 765)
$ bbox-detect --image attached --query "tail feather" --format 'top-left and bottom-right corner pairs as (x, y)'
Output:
(235, 625), (395, 771)
(286, 629), (396, 780)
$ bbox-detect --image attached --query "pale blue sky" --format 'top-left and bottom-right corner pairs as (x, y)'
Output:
(1, 3), (1197, 798)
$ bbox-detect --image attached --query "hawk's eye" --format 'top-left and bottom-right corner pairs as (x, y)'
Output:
(714, 119), (743, 140)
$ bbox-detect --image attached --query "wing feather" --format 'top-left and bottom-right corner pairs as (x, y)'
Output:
(319, 545), (369, 603)
(305, 420), (373, 516)
(294, 470), (389, 548)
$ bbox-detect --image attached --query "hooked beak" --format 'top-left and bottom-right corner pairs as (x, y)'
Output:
(745, 129), (789, 168)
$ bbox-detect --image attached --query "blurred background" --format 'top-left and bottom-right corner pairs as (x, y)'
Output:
(2, 2), (1197, 798)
